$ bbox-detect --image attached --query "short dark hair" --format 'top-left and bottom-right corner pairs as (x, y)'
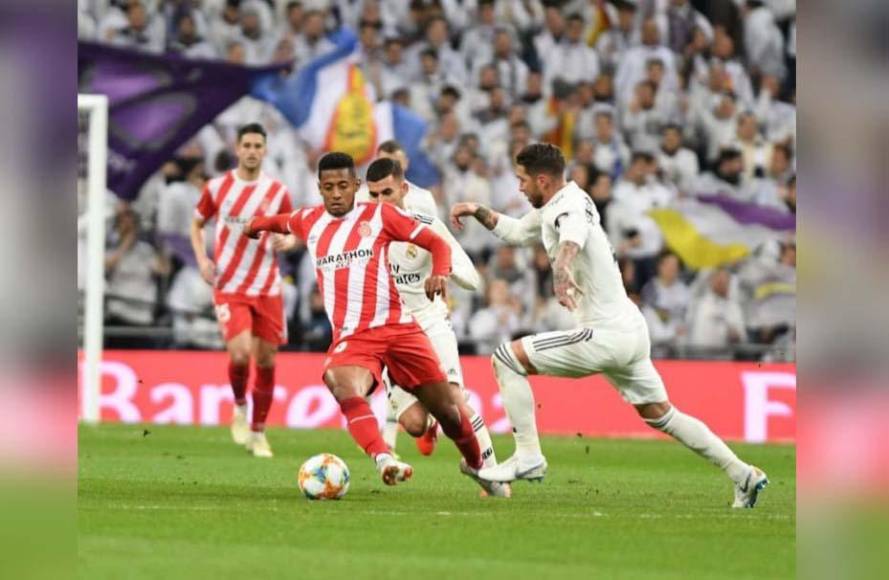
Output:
(515, 143), (566, 177)
(317, 152), (355, 177)
(237, 122), (266, 142)
(631, 150), (655, 164)
(377, 140), (404, 155)
(366, 158), (404, 182)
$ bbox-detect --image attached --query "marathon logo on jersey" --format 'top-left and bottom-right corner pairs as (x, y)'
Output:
(316, 248), (374, 270)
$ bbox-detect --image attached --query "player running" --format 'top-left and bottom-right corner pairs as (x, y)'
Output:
(190, 123), (294, 458)
(243, 152), (506, 496)
(364, 158), (504, 493)
(450, 143), (768, 508)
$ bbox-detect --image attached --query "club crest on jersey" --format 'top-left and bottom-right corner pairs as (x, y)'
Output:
(358, 221), (372, 237)
(334, 341), (348, 353)
(406, 244), (418, 259)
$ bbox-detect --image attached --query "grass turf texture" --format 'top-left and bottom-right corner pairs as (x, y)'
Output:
(79, 424), (795, 579)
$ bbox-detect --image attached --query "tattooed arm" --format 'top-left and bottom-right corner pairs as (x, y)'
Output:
(449, 202), (542, 245)
(552, 241), (583, 311)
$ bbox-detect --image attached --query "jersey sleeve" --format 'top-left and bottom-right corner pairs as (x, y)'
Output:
(552, 206), (589, 250)
(194, 184), (217, 220)
(381, 202), (425, 242)
(286, 208), (309, 240)
(491, 210), (542, 246)
(278, 188), (294, 214)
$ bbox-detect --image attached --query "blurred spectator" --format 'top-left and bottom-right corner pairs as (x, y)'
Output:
(485, 27), (530, 100)
(587, 166), (614, 226)
(169, 12), (216, 59)
(469, 279), (523, 355)
(742, 240), (796, 345)
(293, 9), (335, 64)
(615, 17), (678, 106)
(607, 152), (670, 282)
(657, 123), (699, 193)
(533, 5), (566, 74)
(210, 0), (244, 56)
(380, 36), (412, 98)
(166, 266), (222, 349)
(641, 252), (690, 355)
(460, 0), (498, 69)
(444, 144), (493, 260)
(623, 80), (671, 152)
(545, 13), (599, 87)
(686, 267), (745, 355)
(107, 1), (165, 53)
(698, 90), (739, 163)
(661, 0), (713, 55)
(586, 106), (630, 177)
(595, 0), (637, 71)
(238, 3), (274, 64)
(105, 208), (170, 340)
(710, 27), (754, 108)
(734, 111), (772, 182)
(156, 156), (206, 265)
(694, 147), (762, 202)
(754, 74), (795, 146)
(742, 0), (786, 80)
(408, 16), (467, 85)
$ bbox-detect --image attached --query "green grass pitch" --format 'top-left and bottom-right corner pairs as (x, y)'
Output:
(79, 424), (795, 579)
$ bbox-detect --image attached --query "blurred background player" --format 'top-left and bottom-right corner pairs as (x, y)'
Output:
(451, 144), (767, 508)
(356, 139), (438, 217)
(190, 123), (295, 458)
(365, 158), (500, 481)
(243, 152), (508, 496)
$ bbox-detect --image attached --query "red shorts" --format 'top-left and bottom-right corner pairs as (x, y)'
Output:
(213, 293), (286, 345)
(323, 323), (447, 391)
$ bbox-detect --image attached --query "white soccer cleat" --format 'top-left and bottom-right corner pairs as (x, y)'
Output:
(231, 405), (250, 445)
(733, 465), (768, 508)
(477, 453), (548, 483)
(246, 431), (274, 458)
(459, 459), (512, 498)
(375, 453), (413, 486)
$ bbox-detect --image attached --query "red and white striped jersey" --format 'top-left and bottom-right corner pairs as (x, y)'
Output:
(195, 171), (292, 297)
(283, 202), (440, 340)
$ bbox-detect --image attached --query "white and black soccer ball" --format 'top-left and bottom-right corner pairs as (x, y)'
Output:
(297, 453), (350, 500)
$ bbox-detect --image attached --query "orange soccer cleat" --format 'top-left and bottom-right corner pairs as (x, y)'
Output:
(415, 420), (439, 456)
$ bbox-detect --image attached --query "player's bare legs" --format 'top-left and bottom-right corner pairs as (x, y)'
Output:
(635, 401), (768, 508)
(226, 330), (253, 446)
(244, 337), (277, 457)
(324, 365), (413, 486)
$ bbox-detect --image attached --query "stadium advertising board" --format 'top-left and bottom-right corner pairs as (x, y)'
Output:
(79, 351), (795, 443)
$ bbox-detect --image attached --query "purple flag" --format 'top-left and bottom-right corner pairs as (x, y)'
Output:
(78, 42), (283, 200)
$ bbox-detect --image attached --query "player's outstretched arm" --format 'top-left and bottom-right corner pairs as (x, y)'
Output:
(431, 218), (480, 291)
(450, 202), (542, 246)
(243, 214), (291, 238)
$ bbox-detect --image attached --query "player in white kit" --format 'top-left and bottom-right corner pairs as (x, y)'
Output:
(355, 141), (441, 452)
(450, 143), (768, 508)
(365, 158), (507, 496)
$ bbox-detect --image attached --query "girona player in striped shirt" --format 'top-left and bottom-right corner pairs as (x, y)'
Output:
(243, 152), (502, 495)
(189, 123), (294, 458)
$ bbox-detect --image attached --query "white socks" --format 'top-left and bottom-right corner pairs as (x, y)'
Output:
(468, 409), (497, 467)
(492, 344), (543, 459)
(647, 406), (750, 484)
(382, 402), (399, 450)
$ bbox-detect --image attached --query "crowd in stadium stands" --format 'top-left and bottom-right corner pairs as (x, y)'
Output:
(78, 0), (796, 361)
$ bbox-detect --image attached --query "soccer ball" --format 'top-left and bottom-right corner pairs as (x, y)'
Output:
(297, 453), (350, 500)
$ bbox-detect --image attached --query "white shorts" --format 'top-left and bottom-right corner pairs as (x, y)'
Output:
(520, 324), (668, 405)
(386, 318), (464, 419)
